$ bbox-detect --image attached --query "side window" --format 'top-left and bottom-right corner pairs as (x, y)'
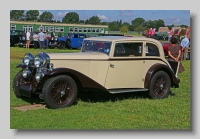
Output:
(113, 42), (143, 57)
(73, 34), (78, 38)
(146, 43), (159, 56)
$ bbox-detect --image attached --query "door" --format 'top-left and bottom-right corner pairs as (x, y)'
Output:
(105, 42), (145, 89)
(70, 34), (79, 48)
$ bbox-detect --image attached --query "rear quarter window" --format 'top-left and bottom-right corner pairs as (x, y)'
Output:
(146, 43), (160, 56)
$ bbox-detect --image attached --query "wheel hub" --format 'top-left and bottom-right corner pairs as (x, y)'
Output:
(60, 90), (65, 97)
(160, 84), (163, 90)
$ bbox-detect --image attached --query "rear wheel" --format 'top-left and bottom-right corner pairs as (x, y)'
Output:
(148, 71), (171, 99)
(59, 42), (66, 49)
(42, 75), (77, 109)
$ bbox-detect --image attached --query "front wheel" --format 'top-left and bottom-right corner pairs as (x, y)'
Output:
(148, 71), (171, 99)
(42, 75), (77, 109)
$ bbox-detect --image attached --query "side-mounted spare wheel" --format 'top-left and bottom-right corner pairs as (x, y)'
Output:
(149, 71), (171, 99)
(12, 71), (23, 98)
(42, 75), (77, 109)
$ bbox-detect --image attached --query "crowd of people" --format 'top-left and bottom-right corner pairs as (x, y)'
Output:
(142, 27), (190, 75)
(25, 29), (62, 49)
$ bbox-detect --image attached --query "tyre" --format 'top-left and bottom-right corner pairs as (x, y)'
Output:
(42, 75), (77, 109)
(12, 71), (23, 98)
(148, 71), (171, 99)
(59, 42), (66, 49)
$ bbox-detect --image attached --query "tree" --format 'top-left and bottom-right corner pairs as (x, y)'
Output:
(79, 20), (85, 24)
(155, 19), (165, 30)
(108, 20), (122, 31)
(180, 24), (188, 28)
(25, 10), (39, 21)
(39, 11), (54, 22)
(122, 22), (131, 30)
(62, 12), (79, 24)
(180, 29), (186, 36)
(166, 24), (174, 30)
(87, 16), (101, 25)
(101, 22), (108, 25)
(119, 26), (129, 35)
(10, 10), (25, 20)
(134, 26), (146, 35)
(131, 18), (145, 31)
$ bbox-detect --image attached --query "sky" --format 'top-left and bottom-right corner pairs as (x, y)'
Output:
(35, 10), (190, 26)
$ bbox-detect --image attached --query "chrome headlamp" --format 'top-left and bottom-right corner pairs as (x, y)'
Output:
(34, 52), (50, 68)
(22, 68), (31, 78)
(23, 53), (34, 66)
(35, 71), (44, 82)
(34, 55), (43, 67)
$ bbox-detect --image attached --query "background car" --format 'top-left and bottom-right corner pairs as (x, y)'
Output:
(10, 30), (25, 46)
(154, 33), (168, 40)
(49, 33), (87, 49)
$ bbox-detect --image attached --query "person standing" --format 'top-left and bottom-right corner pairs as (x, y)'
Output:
(26, 30), (30, 49)
(33, 32), (39, 49)
(38, 29), (45, 50)
(181, 35), (190, 61)
(168, 37), (185, 73)
(51, 29), (56, 44)
(58, 29), (62, 37)
(44, 31), (50, 49)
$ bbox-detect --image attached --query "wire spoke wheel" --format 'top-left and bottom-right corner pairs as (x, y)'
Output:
(43, 75), (77, 109)
(149, 71), (171, 99)
(51, 81), (73, 105)
(152, 76), (167, 96)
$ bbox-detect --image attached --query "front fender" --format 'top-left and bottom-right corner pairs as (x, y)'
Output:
(144, 64), (180, 89)
(37, 68), (108, 91)
(15, 63), (26, 69)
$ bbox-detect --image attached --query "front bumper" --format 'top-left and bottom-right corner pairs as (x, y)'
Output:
(18, 42), (34, 47)
(48, 42), (59, 48)
(18, 84), (32, 97)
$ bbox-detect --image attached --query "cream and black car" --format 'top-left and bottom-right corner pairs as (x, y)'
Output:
(13, 36), (180, 109)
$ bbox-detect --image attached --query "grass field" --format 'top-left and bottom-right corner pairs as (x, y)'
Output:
(10, 46), (190, 129)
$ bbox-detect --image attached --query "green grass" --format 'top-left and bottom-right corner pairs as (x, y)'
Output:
(10, 46), (190, 129)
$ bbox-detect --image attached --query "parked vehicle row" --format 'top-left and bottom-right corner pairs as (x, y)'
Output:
(10, 30), (124, 49)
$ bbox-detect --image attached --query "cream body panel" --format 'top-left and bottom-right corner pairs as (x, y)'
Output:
(142, 59), (169, 85)
(51, 59), (109, 87)
(105, 58), (144, 89)
(48, 52), (109, 60)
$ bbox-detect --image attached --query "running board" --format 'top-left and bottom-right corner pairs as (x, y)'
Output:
(108, 88), (148, 94)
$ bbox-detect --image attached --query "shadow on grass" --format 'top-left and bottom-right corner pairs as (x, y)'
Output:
(76, 90), (151, 103)
(18, 90), (176, 107)
(19, 94), (45, 105)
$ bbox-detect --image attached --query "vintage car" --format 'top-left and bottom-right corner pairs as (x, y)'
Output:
(98, 34), (124, 36)
(49, 33), (87, 49)
(153, 33), (168, 41)
(10, 30), (25, 46)
(12, 36), (180, 109)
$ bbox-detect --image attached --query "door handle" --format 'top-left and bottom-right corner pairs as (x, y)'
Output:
(110, 64), (114, 68)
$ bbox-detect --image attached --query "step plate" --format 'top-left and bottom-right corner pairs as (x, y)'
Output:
(108, 88), (148, 94)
